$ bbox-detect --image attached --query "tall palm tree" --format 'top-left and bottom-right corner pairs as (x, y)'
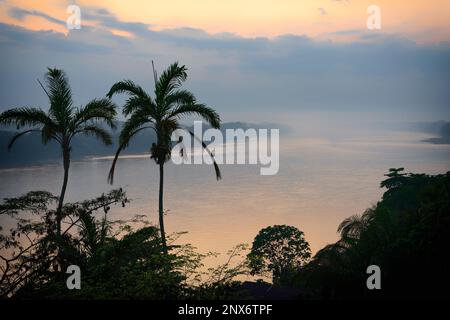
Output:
(106, 62), (221, 253)
(0, 68), (117, 236)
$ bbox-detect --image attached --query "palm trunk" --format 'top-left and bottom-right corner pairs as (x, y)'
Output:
(56, 146), (70, 236)
(159, 162), (168, 254)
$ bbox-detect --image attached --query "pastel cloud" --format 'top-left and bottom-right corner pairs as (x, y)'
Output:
(1, 0), (450, 42)
(0, 4), (449, 122)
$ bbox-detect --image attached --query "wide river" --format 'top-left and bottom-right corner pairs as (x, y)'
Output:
(1, 128), (449, 268)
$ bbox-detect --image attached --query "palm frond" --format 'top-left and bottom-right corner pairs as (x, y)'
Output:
(119, 110), (153, 146)
(168, 103), (221, 129)
(79, 211), (98, 255)
(45, 68), (73, 120)
(155, 62), (187, 100)
(108, 126), (152, 184)
(76, 125), (113, 145)
(122, 95), (156, 118)
(72, 98), (117, 130)
(164, 90), (196, 109)
(0, 107), (57, 130)
(106, 62), (222, 185)
(7, 129), (40, 151)
(361, 207), (376, 224)
(337, 214), (365, 240)
(106, 80), (150, 99)
(188, 129), (222, 180)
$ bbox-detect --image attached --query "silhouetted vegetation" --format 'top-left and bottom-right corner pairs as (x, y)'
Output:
(0, 68), (117, 236)
(296, 168), (450, 299)
(0, 67), (449, 300)
(0, 190), (249, 299)
(1, 167), (449, 298)
(106, 62), (221, 253)
(248, 225), (311, 286)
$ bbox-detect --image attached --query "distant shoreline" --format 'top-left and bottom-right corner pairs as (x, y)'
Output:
(422, 137), (450, 145)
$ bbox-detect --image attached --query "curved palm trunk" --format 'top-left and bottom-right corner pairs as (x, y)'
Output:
(159, 162), (168, 254)
(56, 146), (70, 236)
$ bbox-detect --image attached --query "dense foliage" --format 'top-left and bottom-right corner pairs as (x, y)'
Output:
(247, 225), (311, 286)
(0, 190), (249, 299)
(298, 168), (450, 299)
(1, 168), (449, 299)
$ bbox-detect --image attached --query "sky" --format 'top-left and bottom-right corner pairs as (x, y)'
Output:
(0, 0), (449, 122)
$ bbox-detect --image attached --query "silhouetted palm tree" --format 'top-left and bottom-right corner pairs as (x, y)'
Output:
(337, 207), (375, 242)
(0, 68), (117, 236)
(106, 62), (221, 253)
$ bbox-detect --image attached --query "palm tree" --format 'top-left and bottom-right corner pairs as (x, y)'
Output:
(106, 61), (221, 253)
(337, 207), (375, 242)
(0, 68), (117, 236)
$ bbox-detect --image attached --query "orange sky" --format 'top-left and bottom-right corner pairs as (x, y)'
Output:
(1, 0), (450, 42)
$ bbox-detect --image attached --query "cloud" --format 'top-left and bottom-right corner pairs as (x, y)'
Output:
(0, 22), (112, 53)
(0, 6), (449, 121)
(81, 7), (153, 37)
(8, 7), (66, 26)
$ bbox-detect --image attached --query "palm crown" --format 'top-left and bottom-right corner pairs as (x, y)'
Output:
(0, 68), (116, 151)
(106, 61), (221, 252)
(107, 62), (221, 180)
(0, 68), (117, 235)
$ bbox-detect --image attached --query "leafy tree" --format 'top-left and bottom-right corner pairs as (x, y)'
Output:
(0, 68), (117, 236)
(106, 61), (221, 253)
(248, 225), (311, 285)
(380, 167), (407, 190)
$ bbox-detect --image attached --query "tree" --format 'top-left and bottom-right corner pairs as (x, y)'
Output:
(0, 68), (117, 236)
(106, 61), (221, 253)
(0, 190), (249, 299)
(0, 189), (128, 297)
(337, 207), (375, 243)
(247, 225), (311, 285)
(300, 169), (450, 299)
